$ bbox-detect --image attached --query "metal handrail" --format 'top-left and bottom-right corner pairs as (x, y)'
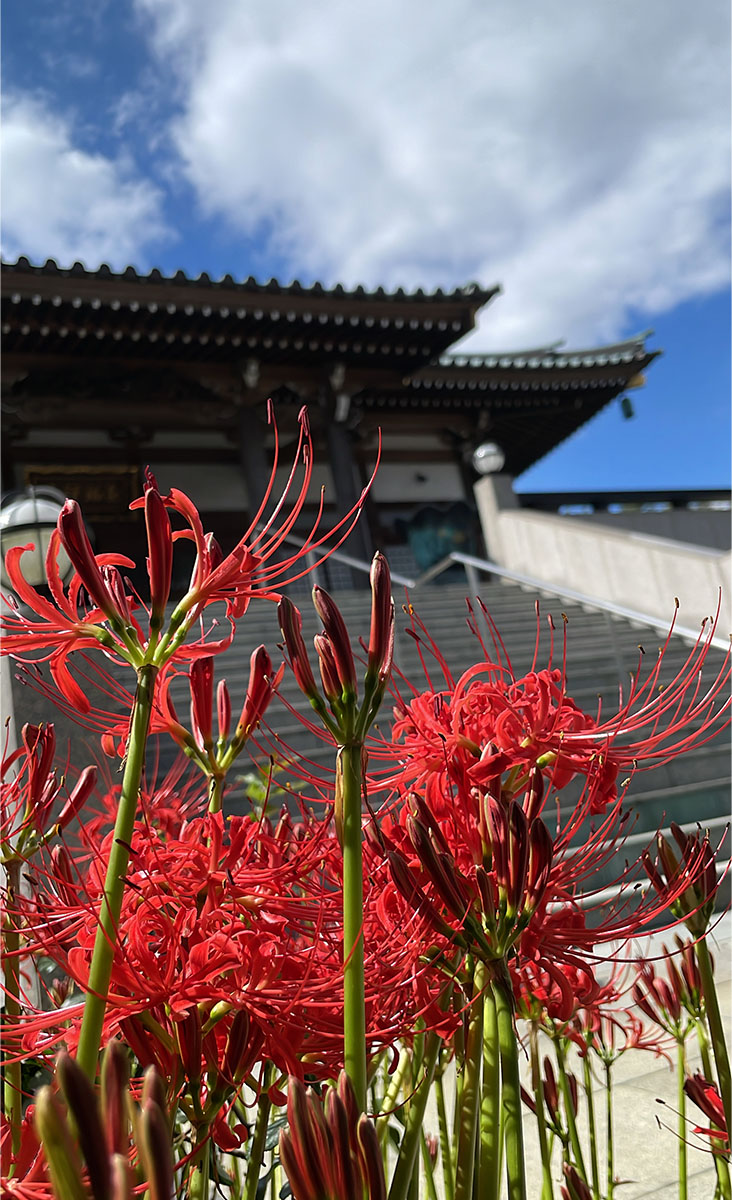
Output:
(280, 533), (730, 653)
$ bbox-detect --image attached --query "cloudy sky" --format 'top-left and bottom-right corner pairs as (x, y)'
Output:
(3, 0), (730, 488)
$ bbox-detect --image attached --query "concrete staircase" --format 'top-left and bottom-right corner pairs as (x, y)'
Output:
(149, 577), (729, 896)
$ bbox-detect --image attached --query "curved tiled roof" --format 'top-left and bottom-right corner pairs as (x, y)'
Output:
(2, 256), (498, 305)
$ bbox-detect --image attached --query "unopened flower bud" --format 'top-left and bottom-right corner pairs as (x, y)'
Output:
(367, 552), (394, 680)
(101, 1039), (129, 1157)
(312, 586), (356, 696)
(56, 1050), (111, 1200)
(189, 658), (215, 750)
(234, 646), (282, 743)
(144, 482), (173, 627)
(34, 1085), (88, 1200)
(58, 500), (122, 621)
(278, 597), (318, 699)
(217, 679), (231, 742)
(56, 765), (97, 832)
(314, 633), (341, 703)
(138, 1098), (173, 1200)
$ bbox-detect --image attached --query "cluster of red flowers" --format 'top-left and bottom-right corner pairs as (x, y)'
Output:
(1, 409), (729, 1196)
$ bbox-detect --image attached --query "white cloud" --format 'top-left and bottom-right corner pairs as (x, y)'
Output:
(134, 0), (730, 348)
(1, 92), (171, 270)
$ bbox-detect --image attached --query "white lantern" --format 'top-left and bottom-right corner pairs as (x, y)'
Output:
(0, 488), (72, 590)
(471, 441), (506, 475)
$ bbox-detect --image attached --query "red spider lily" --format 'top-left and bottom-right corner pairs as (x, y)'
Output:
(2, 405), (376, 713)
(372, 598), (730, 818)
(1, 723), (96, 853)
(9, 779), (450, 1092)
(684, 1072), (729, 1151)
(155, 650), (285, 783)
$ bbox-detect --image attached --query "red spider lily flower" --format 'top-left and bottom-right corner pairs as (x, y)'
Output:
(684, 1072), (729, 1151)
(643, 825), (721, 936)
(1, 723), (96, 852)
(2, 405), (376, 712)
(372, 598), (730, 818)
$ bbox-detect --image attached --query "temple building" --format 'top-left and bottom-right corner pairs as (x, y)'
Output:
(2, 256), (657, 585)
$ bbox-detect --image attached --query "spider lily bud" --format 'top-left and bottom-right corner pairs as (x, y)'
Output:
(506, 802), (529, 914)
(217, 679), (231, 742)
(110, 1154), (132, 1200)
(278, 597), (319, 700)
(174, 1009), (202, 1085)
(56, 765), (97, 832)
(356, 1114), (387, 1200)
(312, 586), (357, 697)
(562, 1163), (594, 1200)
(144, 481), (173, 628)
(190, 658), (215, 750)
(386, 848), (464, 943)
(51, 844), (77, 906)
(101, 1039), (129, 1157)
(406, 815), (469, 920)
(102, 567), (132, 625)
(58, 500), (122, 622)
(524, 818), (553, 914)
(56, 1050), (111, 1200)
(234, 646), (282, 744)
(280, 1076), (386, 1200)
(223, 1010), (265, 1084)
(140, 1065), (168, 1115)
(138, 1098), (174, 1200)
(314, 633), (341, 703)
(34, 1086), (88, 1200)
(523, 766), (544, 825)
(542, 1058), (560, 1124)
(367, 552), (394, 682)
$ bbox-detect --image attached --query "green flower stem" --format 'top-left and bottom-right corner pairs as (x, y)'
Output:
(187, 1132), (211, 1200)
(244, 1068), (273, 1200)
(377, 1050), (412, 1146)
(207, 773), (226, 816)
(387, 1031), (442, 1200)
(478, 983), (501, 1200)
(530, 1023), (554, 1200)
(582, 1053), (600, 1200)
(420, 1131), (440, 1200)
(494, 976), (526, 1200)
(340, 741), (367, 1112)
(696, 935), (732, 1135)
(76, 663), (158, 1079)
(454, 961), (486, 1200)
(555, 1037), (587, 1182)
(3, 858), (22, 1168)
(677, 1037), (688, 1200)
(435, 1061), (454, 1200)
(604, 1060), (614, 1200)
(695, 1020), (732, 1197)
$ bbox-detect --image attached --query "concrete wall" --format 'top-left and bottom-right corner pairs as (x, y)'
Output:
(561, 507), (730, 551)
(475, 475), (731, 631)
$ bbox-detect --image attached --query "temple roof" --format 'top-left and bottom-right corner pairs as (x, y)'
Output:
(1, 257), (659, 477)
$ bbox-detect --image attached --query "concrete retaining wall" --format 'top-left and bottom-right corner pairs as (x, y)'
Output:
(475, 476), (731, 632)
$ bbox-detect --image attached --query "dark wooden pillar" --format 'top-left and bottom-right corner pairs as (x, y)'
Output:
(235, 359), (271, 517)
(322, 366), (372, 585)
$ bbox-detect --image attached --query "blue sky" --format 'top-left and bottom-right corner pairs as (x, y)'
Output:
(2, 0), (730, 490)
